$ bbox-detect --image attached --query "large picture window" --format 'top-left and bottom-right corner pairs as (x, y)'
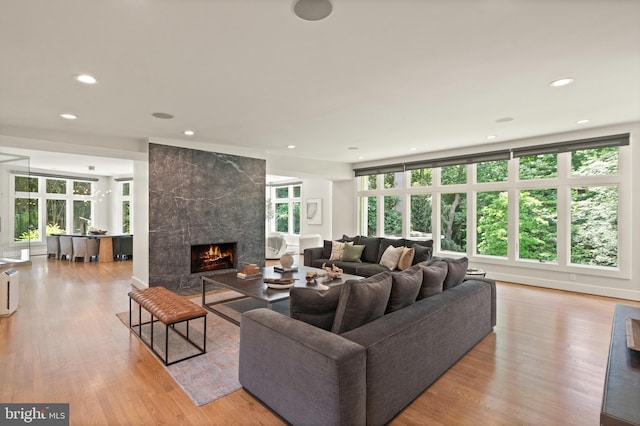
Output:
(267, 183), (301, 235)
(355, 134), (628, 276)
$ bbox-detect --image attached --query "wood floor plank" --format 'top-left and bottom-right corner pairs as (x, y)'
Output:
(1, 256), (638, 425)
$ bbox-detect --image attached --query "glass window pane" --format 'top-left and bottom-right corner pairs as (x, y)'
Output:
(410, 168), (432, 187)
(410, 194), (432, 238)
(14, 198), (38, 241)
(519, 189), (557, 261)
(73, 200), (92, 233)
(293, 186), (301, 198)
(46, 179), (66, 194)
(122, 182), (130, 196)
(359, 196), (377, 236)
(477, 160), (508, 183)
(476, 191), (508, 257)
(384, 172), (402, 189)
(571, 186), (618, 267)
(275, 187), (288, 199)
(73, 181), (92, 196)
(15, 176), (38, 192)
(122, 201), (131, 233)
(383, 195), (402, 237)
(275, 202), (288, 232)
(440, 192), (466, 252)
(293, 202), (300, 234)
(519, 154), (557, 180)
(441, 165), (467, 185)
(368, 175), (377, 190)
(571, 147), (618, 176)
(46, 199), (66, 235)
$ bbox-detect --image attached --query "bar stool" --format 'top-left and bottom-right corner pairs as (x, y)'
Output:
(87, 238), (100, 261)
(72, 237), (89, 262)
(46, 235), (60, 259)
(59, 236), (73, 261)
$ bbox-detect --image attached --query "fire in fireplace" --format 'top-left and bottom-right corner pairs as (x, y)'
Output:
(191, 242), (236, 274)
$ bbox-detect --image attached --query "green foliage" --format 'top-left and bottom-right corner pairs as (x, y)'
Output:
(476, 191), (508, 256)
(384, 195), (402, 236)
(571, 186), (618, 266)
(519, 189), (557, 261)
(571, 147), (618, 176)
(410, 169), (432, 187)
(477, 160), (508, 183)
(440, 192), (466, 252)
(275, 203), (288, 232)
(441, 165), (466, 185)
(367, 175), (377, 190)
(410, 194), (432, 234)
(384, 172), (401, 189)
(367, 197), (377, 236)
(519, 154), (557, 180)
(15, 176), (38, 192)
(46, 178), (66, 194)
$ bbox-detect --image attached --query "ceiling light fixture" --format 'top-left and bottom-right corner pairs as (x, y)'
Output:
(183, 130), (195, 136)
(496, 117), (514, 123)
(487, 135), (497, 139)
(74, 74), (97, 84)
(576, 119), (590, 124)
(409, 147), (417, 151)
(293, 0), (333, 21)
(287, 145), (296, 149)
(151, 112), (174, 119)
(60, 113), (78, 120)
(549, 78), (574, 87)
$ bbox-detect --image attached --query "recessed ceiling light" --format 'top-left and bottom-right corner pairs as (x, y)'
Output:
(287, 145), (296, 149)
(74, 74), (97, 84)
(60, 113), (78, 120)
(183, 130), (195, 136)
(576, 119), (590, 124)
(358, 156), (365, 160)
(549, 78), (574, 87)
(348, 146), (359, 150)
(409, 147), (417, 151)
(487, 135), (497, 139)
(496, 117), (514, 123)
(151, 112), (174, 119)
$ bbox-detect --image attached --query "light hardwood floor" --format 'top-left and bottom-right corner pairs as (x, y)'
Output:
(1, 256), (638, 425)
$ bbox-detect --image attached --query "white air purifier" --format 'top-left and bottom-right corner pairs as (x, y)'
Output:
(0, 268), (19, 316)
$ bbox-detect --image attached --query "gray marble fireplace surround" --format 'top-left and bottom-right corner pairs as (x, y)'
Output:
(148, 143), (266, 293)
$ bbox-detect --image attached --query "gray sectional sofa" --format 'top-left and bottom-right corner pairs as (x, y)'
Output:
(239, 260), (497, 426)
(304, 235), (434, 277)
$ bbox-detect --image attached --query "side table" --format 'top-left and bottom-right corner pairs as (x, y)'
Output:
(466, 268), (486, 278)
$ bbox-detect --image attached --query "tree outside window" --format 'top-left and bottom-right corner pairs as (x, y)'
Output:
(441, 192), (466, 252)
(477, 160), (508, 183)
(383, 195), (402, 237)
(476, 191), (508, 257)
(46, 199), (66, 235)
(519, 154), (557, 180)
(441, 165), (466, 185)
(519, 189), (557, 262)
(410, 194), (432, 237)
(14, 198), (38, 241)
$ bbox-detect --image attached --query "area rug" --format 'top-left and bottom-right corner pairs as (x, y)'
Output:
(116, 290), (288, 406)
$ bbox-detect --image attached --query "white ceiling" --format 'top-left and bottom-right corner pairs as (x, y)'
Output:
(1, 0), (639, 175)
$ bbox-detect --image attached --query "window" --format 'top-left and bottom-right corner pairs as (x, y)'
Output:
(14, 197), (37, 241)
(267, 183), (301, 235)
(476, 191), (508, 257)
(355, 133), (627, 276)
(120, 181), (133, 233)
(46, 199), (66, 235)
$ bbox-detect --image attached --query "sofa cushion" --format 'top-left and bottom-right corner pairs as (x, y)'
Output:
(289, 286), (342, 331)
(339, 234), (359, 244)
(411, 243), (432, 265)
(379, 245), (404, 270)
(397, 247), (415, 270)
(354, 263), (390, 277)
(332, 272), (392, 334)
(358, 236), (381, 263)
(427, 257), (469, 289)
(377, 239), (406, 263)
(417, 260), (448, 300)
(386, 266), (422, 313)
(342, 244), (365, 262)
(322, 240), (333, 259)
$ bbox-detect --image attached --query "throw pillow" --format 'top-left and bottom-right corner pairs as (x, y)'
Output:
(358, 236), (381, 263)
(322, 240), (333, 259)
(377, 239), (406, 263)
(396, 247), (415, 270)
(441, 257), (469, 289)
(340, 234), (359, 244)
(417, 260), (448, 300)
(290, 286), (342, 331)
(329, 241), (353, 261)
(411, 243), (432, 265)
(342, 244), (365, 262)
(386, 266), (422, 313)
(379, 245), (404, 270)
(331, 272), (392, 334)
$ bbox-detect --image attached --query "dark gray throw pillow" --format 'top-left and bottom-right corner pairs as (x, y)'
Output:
(417, 260), (448, 300)
(322, 240), (333, 259)
(441, 257), (468, 289)
(331, 272), (392, 334)
(290, 286), (342, 331)
(358, 236), (382, 263)
(386, 266), (423, 313)
(411, 243), (432, 265)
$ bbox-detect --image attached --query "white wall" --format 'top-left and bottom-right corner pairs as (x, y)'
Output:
(131, 158), (149, 289)
(331, 179), (356, 240)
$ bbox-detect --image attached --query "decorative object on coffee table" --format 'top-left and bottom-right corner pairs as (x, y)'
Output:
(280, 252), (294, 269)
(237, 264), (261, 279)
(264, 278), (297, 289)
(626, 318), (640, 351)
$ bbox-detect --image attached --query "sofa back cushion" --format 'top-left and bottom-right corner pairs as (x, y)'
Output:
(358, 236), (382, 263)
(426, 257), (469, 290)
(417, 260), (448, 300)
(386, 266), (422, 313)
(411, 243), (432, 265)
(332, 272), (392, 334)
(290, 286), (342, 331)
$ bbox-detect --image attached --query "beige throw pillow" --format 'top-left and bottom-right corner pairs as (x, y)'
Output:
(397, 247), (415, 270)
(379, 245), (404, 270)
(329, 241), (353, 260)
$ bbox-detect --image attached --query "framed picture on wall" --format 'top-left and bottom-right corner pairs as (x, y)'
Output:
(306, 198), (322, 225)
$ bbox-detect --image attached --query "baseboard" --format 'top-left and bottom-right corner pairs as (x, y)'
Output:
(130, 275), (148, 290)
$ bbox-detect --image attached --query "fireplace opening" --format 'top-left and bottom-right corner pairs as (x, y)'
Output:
(191, 242), (236, 274)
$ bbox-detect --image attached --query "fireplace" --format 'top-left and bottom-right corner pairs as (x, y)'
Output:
(191, 242), (237, 274)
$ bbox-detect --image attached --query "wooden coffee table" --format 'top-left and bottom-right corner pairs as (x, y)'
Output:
(200, 265), (361, 325)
